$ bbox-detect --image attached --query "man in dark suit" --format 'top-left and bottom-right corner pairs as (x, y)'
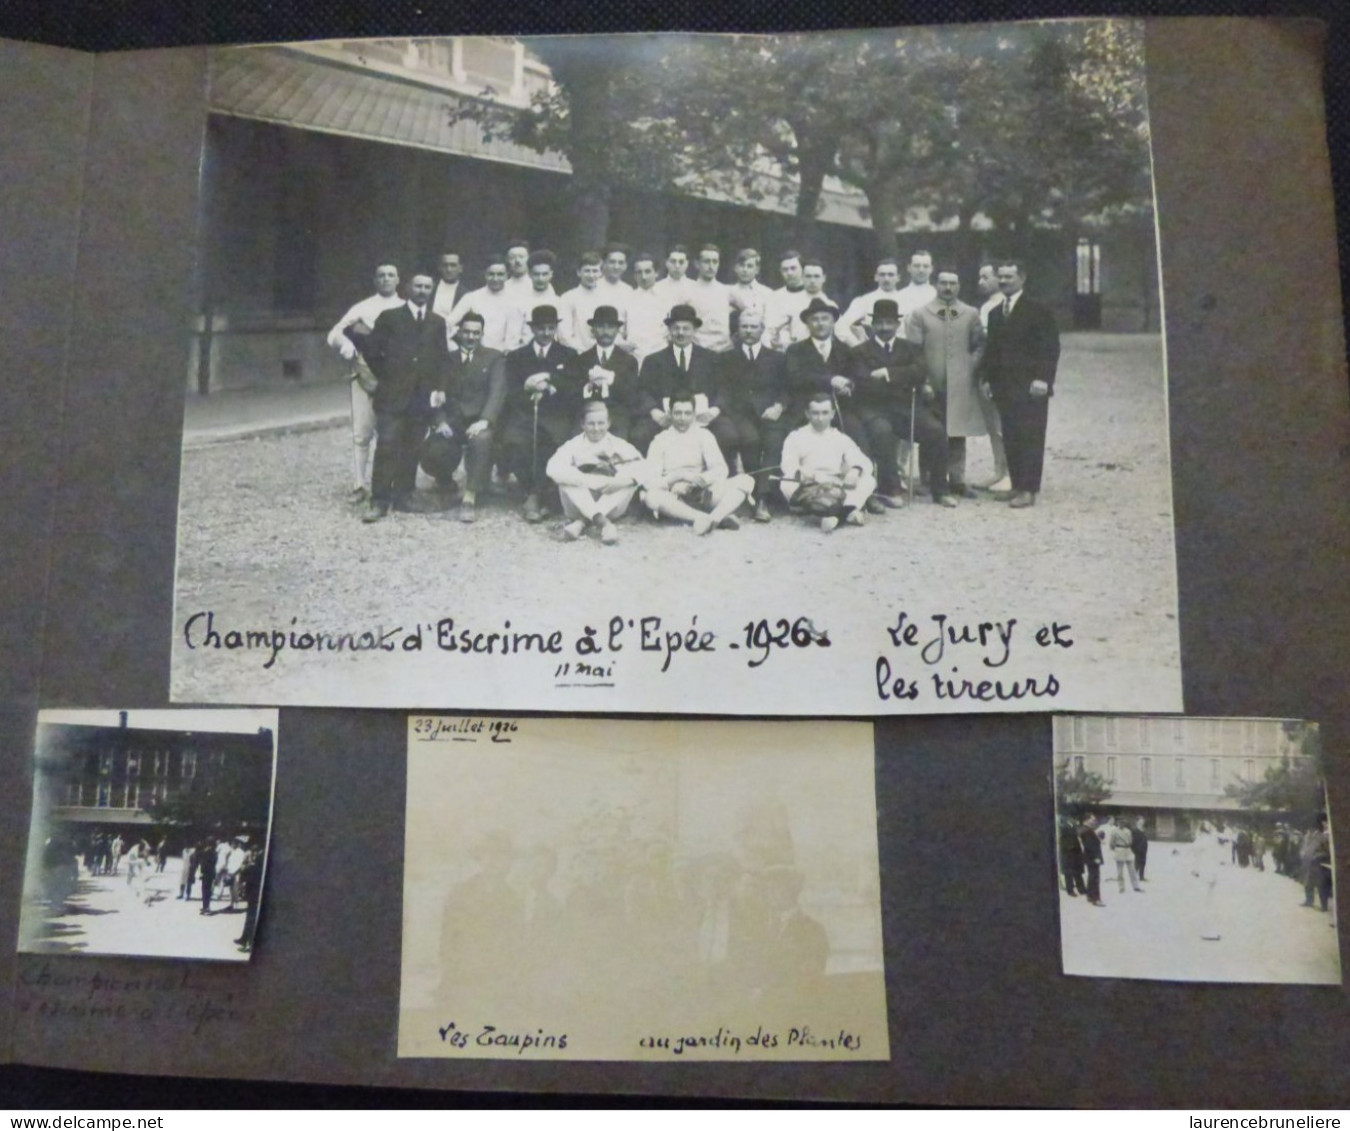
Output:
(781, 296), (855, 427)
(567, 305), (642, 444)
(351, 272), (453, 522)
(980, 260), (1061, 508)
(849, 298), (948, 508)
(421, 311), (507, 523)
(633, 303), (719, 455)
(713, 308), (788, 521)
(496, 305), (579, 523)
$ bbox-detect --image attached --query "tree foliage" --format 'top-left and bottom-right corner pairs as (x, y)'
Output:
(1056, 758), (1114, 813)
(448, 22), (1153, 254)
(142, 732), (274, 835)
(1225, 723), (1327, 819)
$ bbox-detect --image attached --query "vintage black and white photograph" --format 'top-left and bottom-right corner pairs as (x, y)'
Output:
(18, 709), (278, 962)
(1054, 716), (1340, 984)
(398, 717), (888, 1060)
(171, 23), (1181, 715)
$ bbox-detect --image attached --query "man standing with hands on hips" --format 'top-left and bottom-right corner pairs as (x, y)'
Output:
(980, 260), (1061, 509)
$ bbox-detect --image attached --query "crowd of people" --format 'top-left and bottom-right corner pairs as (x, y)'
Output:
(430, 805), (845, 1029)
(328, 241), (1062, 540)
(1058, 812), (1336, 941)
(32, 827), (264, 954)
(177, 832), (265, 952)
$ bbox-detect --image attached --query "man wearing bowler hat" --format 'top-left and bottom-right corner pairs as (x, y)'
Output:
(844, 297), (935, 508)
(567, 305), (642, 442)
(498, 304), (578, 523)
(633, 303), (721, 455)
(781, 297), (856, 424)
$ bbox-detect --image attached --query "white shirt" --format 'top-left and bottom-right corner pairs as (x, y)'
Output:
(646, 425), (728, 485)
(766, 287), (832, 350)
(512, 286), (561, 350)
(688, 278), (733, 352)
(546, 431), (648, 488)
(895, 282), (937, 323)
(430, 279), (462, 322)
(837, 287), (903, 345)
(597, 277), (635, 307)
(728, 280), (776, 321)
(326, 292), (405, 360)
(781, 425), (871, 483)
(652, 276), (697, 312)
(624, 285), (670, 359)
(504, 274), (534, 301)
(557, 285), (623, 352)
(446, 286), (525, 352)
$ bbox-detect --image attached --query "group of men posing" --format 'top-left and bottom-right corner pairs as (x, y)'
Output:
(327, 241), (1061, 539)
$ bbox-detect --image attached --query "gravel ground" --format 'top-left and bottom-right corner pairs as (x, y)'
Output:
(171, 333), (1181, 714)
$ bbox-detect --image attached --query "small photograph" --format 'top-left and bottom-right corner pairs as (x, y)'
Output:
(18, 709), (278, 962)
(399, 717), (888, 1060)
(1053, 715), (1340, 984)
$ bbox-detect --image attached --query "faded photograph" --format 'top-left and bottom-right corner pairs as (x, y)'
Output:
(399, 718), (888, 1060)
(1054, 716), (1340, 984)
(18, 709), (278, 962)
(171, 24), (1181, 717)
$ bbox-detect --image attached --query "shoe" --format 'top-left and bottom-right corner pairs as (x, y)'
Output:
(933, 495), (958, 508)
(872, 494), (905, 509)
(991, 489), (1016, 502)
(983, 475), (1013, 493)
(1090, 900), (1106, 907)
(1133, 888), (1145, 893)
(718, 514), (740, 531)
(864, 497), (886, 515)
(692, 517), (713, 536)
(361, 501), (389, 523)
(1009, 491), (1036, 509)
(458, 500), (476, 523)
(951, 483), (979, 500)
(347, 486), (370, 504)
(523, 494), (545, 523)
(753, 500), (771, 523)
(820, 516), (840, 533)
(562, 520), (586, 541)
(844, 510), (865, 527)
(599, 521), (619, 545)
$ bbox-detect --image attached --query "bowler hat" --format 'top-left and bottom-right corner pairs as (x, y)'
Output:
(587, 305), (623, 327)
(528, 305), (560, 326)
(664, 303), (703, 327)
(871, 299), (901, 321)
(799, 297), (840, 322)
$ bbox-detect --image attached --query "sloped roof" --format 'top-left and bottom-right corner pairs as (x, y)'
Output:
(208, 45), (572, 174)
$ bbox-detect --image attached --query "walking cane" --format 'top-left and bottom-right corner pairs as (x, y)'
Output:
(530, 393), (541, 490)
(906, 386), (918, 506)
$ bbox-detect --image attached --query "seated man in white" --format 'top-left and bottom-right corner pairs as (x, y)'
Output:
(643, 395), (754, 536)
(545, 401), (648, 545)
(779, 392), (878, 532)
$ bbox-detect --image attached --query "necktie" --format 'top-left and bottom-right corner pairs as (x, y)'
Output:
(746, 346), (755, 362)
(884, 340), (891, 355)
(599, 350), (608, 365)
(415, 308), (423, 322)
(678, 348), (687, 373)
(1002, 297), (1011, 317)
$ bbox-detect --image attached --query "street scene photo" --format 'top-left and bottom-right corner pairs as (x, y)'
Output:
(171, 24), (1181, 715)
(18, 709), (278, 963)
(398, 718), (888, 1060)
(1054, 716), (1340, 984)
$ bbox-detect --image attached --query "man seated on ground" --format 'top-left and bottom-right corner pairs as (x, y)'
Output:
(545, 401), (649, 545)
(643, 395), (754, 536)
(779, 393), (878, 532)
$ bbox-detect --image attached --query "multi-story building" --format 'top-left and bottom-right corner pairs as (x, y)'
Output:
(35, 719), (274, 851)
(1054, 716), (1310, 840)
